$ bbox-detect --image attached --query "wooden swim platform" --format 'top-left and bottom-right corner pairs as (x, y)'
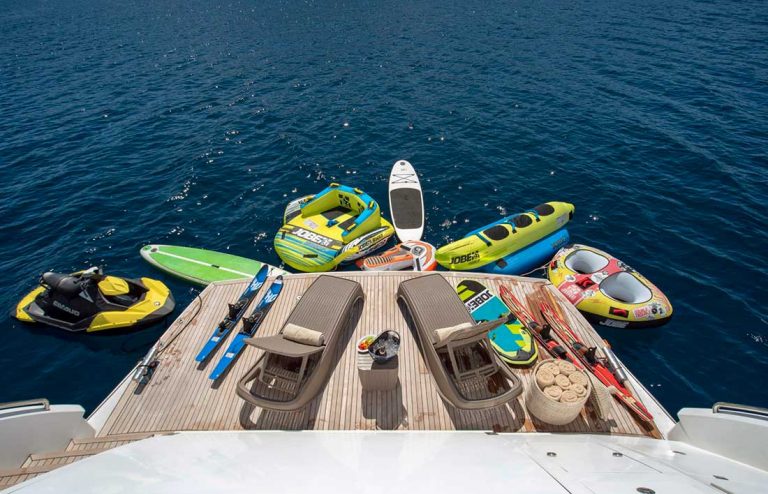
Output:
(92, 272), (662, 438)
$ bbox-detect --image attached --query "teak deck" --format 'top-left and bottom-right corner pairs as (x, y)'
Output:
(95, 272), (658, 437)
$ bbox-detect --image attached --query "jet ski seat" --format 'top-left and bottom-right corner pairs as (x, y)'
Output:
(42, 272), (82, 296)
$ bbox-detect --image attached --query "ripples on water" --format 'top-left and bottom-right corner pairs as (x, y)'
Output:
(0, 0), (766, 413)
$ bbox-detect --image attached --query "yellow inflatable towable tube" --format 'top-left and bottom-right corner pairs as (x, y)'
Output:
(548, 244), (673, 329)
(436, 202), (575, 271)
(274, 183), (394, 272)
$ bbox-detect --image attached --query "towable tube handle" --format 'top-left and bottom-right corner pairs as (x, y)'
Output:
(473, 232), (492, 247)
(524, 209), (541, 222)
(503, 210), (541, 233)
(505, 216), (518, 234)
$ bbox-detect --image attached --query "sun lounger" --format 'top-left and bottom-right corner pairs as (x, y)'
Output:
(397, 274), (523, 410)
(236, 275), (364, 411)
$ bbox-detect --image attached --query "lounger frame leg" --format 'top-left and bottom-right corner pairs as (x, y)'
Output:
(296, 356), (308, 390)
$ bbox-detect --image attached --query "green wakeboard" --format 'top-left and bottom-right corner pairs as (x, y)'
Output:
(140, 245), (287, 286)
(456, 279), (538, 366)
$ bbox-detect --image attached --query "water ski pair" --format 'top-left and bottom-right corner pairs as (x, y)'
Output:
(195, 266), (284, 380)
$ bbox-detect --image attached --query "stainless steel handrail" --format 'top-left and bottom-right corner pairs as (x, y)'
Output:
(713, 402), (768, 419)
(0, 398), (50, 412)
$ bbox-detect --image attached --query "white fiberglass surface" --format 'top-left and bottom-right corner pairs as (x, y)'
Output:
(8, 431), (768, 494)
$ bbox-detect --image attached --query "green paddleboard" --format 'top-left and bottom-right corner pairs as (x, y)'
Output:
(140, 245), (287, 286)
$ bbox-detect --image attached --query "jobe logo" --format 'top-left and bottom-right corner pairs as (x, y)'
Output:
(602, 319), (628, 328)
(356, 230), (386, 251)
(343, 229), (387, 255)
(294, 228), (333, 247)
(465, 290), (492, 311)
(451, 251), (479, 265)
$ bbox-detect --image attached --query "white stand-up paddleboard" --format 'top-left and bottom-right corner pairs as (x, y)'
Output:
(388, 160), (424, 242)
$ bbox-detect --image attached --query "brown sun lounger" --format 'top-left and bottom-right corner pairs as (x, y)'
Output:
(236, 275), (364, 411)
(398, 274), (523, 410)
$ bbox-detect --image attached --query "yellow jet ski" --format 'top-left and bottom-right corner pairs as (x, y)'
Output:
(12, 267), (175, 332)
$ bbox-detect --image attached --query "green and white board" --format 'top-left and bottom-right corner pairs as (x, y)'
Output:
(456, 279), (538, 366)
(140, 245), (287, 286)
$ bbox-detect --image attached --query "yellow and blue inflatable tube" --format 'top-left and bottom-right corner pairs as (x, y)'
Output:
(275, 183), (394, 272)
(436, 202), (575, 271)
(478, 228), (570, 275)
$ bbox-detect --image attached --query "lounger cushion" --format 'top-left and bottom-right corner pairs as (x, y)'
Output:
(433, 322), (473, 346)
(283, 323), (325, 346)
(245, 334), (326, 357)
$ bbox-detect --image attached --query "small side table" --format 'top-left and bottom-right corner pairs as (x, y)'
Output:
(357, 353), (399, 391)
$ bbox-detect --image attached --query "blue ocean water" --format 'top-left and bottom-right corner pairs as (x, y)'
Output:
(1, 0), (766, 416)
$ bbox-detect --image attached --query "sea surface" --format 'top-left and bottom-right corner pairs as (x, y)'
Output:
(1, 0), (766, 416)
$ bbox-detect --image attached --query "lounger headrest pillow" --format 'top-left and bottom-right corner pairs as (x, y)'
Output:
(433, 322), (473, 346)
(283, 323), (325, 347)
